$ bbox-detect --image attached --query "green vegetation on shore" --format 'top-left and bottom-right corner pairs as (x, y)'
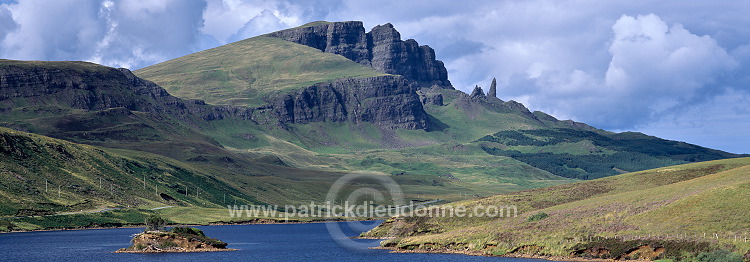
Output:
(366, 157), (750, 260)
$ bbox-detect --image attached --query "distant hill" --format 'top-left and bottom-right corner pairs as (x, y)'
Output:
(365, 157), (750, 259)
(476, 128), (737, 179)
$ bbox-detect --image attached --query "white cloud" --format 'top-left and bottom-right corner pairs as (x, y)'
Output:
(607, 14), (737, 99)
(99, 0), (208, 69)
(0, 4), (16, 42)
(228, 9), (286, 42)
(1, 0), (105, 61)
(202, 0), (278, 43)
(0, 0), (208, 69)
(201, 0), (335, 44)
(491, 14), (737, 130)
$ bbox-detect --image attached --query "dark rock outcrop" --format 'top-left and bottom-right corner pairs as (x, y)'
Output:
(368, 23), (451, 88)
(269, 75), (429, 130)
(469, 85), (485, 99)
(267, 21), (452, 89)
(421, 93), (444, 106)
(488, 77), (497, 98)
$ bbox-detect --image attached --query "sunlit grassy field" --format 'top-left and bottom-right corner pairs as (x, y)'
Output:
(368, 157), (750, 259)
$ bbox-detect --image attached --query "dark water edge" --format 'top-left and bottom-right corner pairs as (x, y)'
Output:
(0, 221), (556, 262)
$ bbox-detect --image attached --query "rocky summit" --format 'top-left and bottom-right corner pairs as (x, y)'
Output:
(267, 21), (452, 88)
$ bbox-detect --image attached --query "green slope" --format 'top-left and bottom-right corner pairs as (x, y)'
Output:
(0, 127), (475, 231)
(0, 127), (249, 216)
(476, 128), (737, 179)
(135, 36), (386, 107)
(367, 157), (750, 259)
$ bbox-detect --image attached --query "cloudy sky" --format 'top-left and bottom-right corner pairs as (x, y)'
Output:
(1, 0), (748, 153)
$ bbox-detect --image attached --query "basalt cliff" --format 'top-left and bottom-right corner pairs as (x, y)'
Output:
(267, 21), (452, 89)
(270, 75), (429, 130)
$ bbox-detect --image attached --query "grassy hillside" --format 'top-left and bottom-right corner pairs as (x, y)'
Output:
(476, 128), (737, 179)
(0, 127), (250, 215)
(1, 126), (538, 231)
(1, 106), (231, 164)
(135, 36), (386, 107)
(203, 119), (573, 196)
(366, 157), (750, 260)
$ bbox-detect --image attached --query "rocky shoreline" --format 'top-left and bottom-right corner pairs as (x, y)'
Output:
(115, 247), (237, 253)
(374, 246), (617, 262)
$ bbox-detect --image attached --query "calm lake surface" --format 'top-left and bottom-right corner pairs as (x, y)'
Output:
(0, 221), (554, 262)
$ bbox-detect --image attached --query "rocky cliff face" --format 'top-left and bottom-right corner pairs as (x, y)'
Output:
(0, 61), (246, 122)
(266, 21), (371, 65)
(269, 75), (429, 130)
(267, 21), (452, 88)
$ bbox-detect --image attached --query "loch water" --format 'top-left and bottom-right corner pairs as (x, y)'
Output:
(0, 221), (555, 262)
